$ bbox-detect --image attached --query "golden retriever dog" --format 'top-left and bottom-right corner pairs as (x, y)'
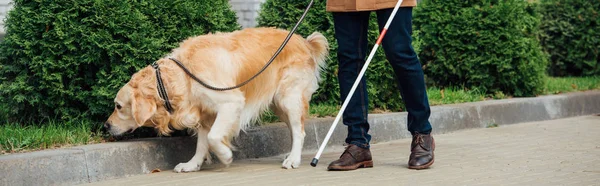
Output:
(104, 27), (329, 172)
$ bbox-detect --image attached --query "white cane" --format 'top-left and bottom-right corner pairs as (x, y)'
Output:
(310, 0), (405, 167)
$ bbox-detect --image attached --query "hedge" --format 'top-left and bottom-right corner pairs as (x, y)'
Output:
(414, 0), (548, 97)
(0, 0), (241, 123)
(538, 0), (600, 76)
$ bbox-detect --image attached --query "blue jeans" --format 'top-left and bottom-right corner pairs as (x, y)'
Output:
(333, 7), (432, 149)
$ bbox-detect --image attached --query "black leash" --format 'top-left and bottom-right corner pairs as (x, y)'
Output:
(153, 0), (314, 112)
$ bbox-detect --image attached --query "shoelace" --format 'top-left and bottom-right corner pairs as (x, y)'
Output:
(414, 134), (424, 146)
(412, 134), (429, 153)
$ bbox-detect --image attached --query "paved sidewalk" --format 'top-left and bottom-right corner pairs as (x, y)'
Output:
(82, 115), (600, 186)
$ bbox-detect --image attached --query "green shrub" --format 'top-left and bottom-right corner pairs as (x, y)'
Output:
(257, 0), (406, 112)
(414, 0), (548, 97)
(538, 0), (600, 76)
(0, 0), (240, 123)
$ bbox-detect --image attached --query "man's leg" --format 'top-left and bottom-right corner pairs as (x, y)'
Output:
(327, 11), (374, 171)
(375, 7), (435, 169)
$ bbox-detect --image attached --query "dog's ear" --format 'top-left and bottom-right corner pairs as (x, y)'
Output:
(131, 92), (157, 126)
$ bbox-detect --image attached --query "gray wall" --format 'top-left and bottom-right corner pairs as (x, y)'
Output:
(229, 0), (266, 28)
(0, 0), (12, 40)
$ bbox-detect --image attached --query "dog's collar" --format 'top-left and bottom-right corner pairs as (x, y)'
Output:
(152, 61), (174, 114)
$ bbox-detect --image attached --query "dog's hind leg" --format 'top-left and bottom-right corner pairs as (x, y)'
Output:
(275, 88), (308, 169)
(174, 128), (209, 173)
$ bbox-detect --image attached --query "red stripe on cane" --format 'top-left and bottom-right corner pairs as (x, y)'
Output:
(376, 29), (388, 45)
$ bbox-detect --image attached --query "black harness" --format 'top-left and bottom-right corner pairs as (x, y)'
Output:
(151, 60), (175, 114)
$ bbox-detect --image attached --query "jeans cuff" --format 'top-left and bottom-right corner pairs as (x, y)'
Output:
(411, 129), (432, 135)
(348, 141), (370, 149)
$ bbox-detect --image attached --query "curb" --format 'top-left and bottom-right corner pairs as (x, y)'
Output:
(1, 91), (599, 186)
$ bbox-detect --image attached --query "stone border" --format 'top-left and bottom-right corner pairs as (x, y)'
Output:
(1, 91), (599, 186)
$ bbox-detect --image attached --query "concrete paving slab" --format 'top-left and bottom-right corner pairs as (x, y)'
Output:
(79, 115), (600, 186)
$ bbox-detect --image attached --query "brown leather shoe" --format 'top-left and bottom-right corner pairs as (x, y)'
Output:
(327, 144), (373, 171)
(408, 132), (435, 169)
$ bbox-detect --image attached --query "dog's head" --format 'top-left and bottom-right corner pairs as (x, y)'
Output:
(104, 82), (157, 136)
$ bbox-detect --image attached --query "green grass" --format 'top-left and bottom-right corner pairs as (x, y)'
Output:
(543, 76), (600, 95)
(258, 87), (487, 124)
(309, 104), (340, 117)
(1, 76), (599, 154)
(256, 104), (341, 124)
(426, 87), (486, 106)
(0, 120), (103, 154)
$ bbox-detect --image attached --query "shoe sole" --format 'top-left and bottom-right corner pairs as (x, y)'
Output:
(327, 160), (373, 171)
(408, 157), (434, 170)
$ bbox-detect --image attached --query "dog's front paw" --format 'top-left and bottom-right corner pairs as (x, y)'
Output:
(215, 148), (233, 167)
(174, 162), (201, 173)
(282, 156), (301, 169)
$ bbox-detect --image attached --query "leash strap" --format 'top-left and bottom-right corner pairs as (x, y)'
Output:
(152, 62), (174, 114)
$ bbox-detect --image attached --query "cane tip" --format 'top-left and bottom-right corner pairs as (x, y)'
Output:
(310, 158), (319, 167)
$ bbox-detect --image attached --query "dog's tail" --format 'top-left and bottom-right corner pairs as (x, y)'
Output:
(306, 32), (329, 77)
